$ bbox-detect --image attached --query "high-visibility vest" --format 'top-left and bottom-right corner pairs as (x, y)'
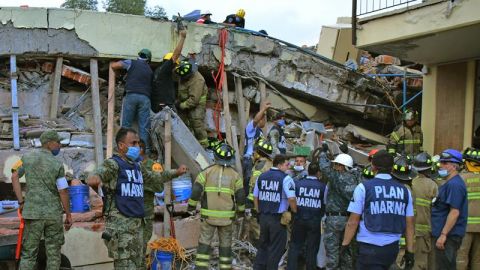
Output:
(461, 172), (480, 232)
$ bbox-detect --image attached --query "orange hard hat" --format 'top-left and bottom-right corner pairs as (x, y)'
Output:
(368, 149), (380, 161)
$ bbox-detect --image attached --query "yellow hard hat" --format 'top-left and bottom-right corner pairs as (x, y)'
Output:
(236, 9), (245, 18)
(163, 52), (173, 61)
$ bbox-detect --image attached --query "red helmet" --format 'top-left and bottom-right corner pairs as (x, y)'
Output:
(368, 149), (379, 161)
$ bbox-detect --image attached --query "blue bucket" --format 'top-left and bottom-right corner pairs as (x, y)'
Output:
(172, 175), (192, 202)
(151, 251), (173, 270)
(68, 185), (90, 213)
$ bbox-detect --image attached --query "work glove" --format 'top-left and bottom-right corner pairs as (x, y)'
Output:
(339, 141), (349, 154)
(245, 209), (252, 218)
(401, 251), (415, 270)
(321, 142), (329, 153)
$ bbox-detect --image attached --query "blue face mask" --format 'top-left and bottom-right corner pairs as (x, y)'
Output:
(277, 119), (286, 127)
(51, 148), (60, 156)
(126, 146), (141, 161)
(135, 155), (144, 162)
(438, 169), (449, 178)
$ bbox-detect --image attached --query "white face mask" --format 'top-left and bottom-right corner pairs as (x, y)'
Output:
(293, 165), (304, 172)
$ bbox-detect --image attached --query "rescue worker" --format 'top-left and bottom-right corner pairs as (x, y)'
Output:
(138, 140), (164, 266)
(187, 142), (245, 270)
(244, 137), (273, 244)
(243, 102), (269, 194)
(319, 144), (359, 270)
(342, 149), (415, 270)
(362, 149), (379, 181)
(112, 48), (153, 153)
(388, 108), (423, 157)
(431, 149), (467, 270)
(205, 136), (221, 161)
(287, 163), (327, 270)
(457, 148), (480, 270)
(253, 154), (297, 270)
(175, 60), (209, 147)
(287, 153), (308, 181)
(223, 9), (246, 28)
(267, 111), (287, 155)
(411, 152), (439, 270)
(196, 10), (213, 24)
(151, 30), (187, 113)
(87, 127), (187, 269)
(11, 130), (72, 269)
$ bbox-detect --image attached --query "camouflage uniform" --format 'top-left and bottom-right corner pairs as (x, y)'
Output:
(178, 71), (208, 147)
(319, 152), (359, 270)
(13, 148), (66, 270)
(388, 123), (423, 156)
(95, 156), (176, 270)
(188, 164), (245, 269)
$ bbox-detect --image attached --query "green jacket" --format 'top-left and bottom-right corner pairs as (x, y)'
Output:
(178, 71), (208, 110)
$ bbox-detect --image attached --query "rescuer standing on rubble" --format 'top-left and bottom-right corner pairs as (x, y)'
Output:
(196, 10), (214, 24)
(410, 152), (438, 270)
(388, 108), (423, 157)
(268, 111), (287, 155)
(243, 102), (269, 193)
(112, 48), (153, 154)
(175, 60), (209, 147)
(431, 149), (467, 270)
(11, 130), (72, 270)
(87, 127), (186, 269)
(223, 9), (246, 28)
(342, 150), (415, 270)
(287, 163), (326, 270)
(151, 30), (187, 113)
(138, 140), (165, 268)
(244, 138), (273, 244)
(457, 148), (480, 270)
(253, 154), (297, 270)
(319, 143), (359, 270)
(188, 142), (245, 270)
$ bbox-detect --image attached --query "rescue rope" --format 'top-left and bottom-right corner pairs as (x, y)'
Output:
(147, 237), (187, 269)
(211, 28), (229, 140)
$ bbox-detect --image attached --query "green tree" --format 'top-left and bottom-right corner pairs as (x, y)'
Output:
(103, 0), (146, 15)
(145, 5), (167, 19)
(61, 0), (98, 10)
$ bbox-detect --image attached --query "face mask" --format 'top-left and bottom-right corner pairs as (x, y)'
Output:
(126, 146), (141, 161)
(135, 155), (144, 162)
(277, 119), (286, 127)
(438, 169), (449, 178)
(293, 165), (304, 172)
(51, 148), (60, 156)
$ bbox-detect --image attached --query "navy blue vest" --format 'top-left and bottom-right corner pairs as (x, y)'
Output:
(295, 176), (325, 219)
(244, 126), (263, 155)
(125, 59), (153, 97)
(257, 169), (286, 214)
(363, 177), (409, 233)
(111, 155), (145, 218)
(269, 125), (286, 154)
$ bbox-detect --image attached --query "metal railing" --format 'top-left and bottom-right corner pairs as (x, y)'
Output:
(356, 0), (420, 16)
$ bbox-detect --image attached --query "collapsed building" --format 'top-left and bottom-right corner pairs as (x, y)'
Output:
(0, 7), (415, 269)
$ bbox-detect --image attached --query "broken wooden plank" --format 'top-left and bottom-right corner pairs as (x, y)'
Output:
(163, 111), (172, 237)
(234, 75), (246, 155)
(231, 126), (243, 179)
(106, 62), (115, 158)
(222, 71), (233, 145)
(90, 59), (104, 165)
(49, 57), (63, 119)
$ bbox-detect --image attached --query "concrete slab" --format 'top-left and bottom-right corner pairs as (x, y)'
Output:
(153, 217), (200, 249)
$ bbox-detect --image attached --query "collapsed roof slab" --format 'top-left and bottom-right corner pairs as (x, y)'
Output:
(0, 7), (392, 125)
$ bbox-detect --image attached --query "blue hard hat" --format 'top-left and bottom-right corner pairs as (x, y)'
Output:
(439, 149), (463, 164)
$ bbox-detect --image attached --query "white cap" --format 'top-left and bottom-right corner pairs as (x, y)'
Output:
(201, 10), (212, 16)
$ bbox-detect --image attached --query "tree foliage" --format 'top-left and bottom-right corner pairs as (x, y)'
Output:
(103, 0), (146, 15)
(61, 0), (98, 10)
(145, 5), (167, 19)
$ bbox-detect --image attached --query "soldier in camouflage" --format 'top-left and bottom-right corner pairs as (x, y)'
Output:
(11, 130), (72, 270)
(176, 60), (209, 147)
(87, 127), (187, 269)
(319, 144), (359, 270)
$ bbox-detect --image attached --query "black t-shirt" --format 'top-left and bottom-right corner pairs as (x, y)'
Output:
(223, 14), (245, 28)
(151, 60), (176, 112)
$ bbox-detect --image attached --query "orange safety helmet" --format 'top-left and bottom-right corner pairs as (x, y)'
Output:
(368, 149), (380, 161)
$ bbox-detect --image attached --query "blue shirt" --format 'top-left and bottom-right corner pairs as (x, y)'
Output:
(347, 173), (414, 246)
(244, 120), (262, 157)
(431, 174), (468, 237)
(253, 168), (296, 213)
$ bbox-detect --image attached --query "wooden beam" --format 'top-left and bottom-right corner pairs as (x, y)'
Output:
(106, 62), (115, 158)
(234, 75), (246, 155)
(222, 71), (233, 145)
(90, 59), (104, 165)
(259, 81), (267, 104)
(163, 111), (172, 237)
(231, 126), (243, 179)
(49, 57), (63, 119)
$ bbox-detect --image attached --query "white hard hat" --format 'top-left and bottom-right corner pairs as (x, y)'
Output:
(333, 153), (354, 168)
(201, 10), (212, 16)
